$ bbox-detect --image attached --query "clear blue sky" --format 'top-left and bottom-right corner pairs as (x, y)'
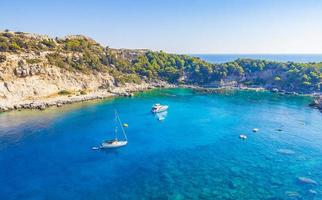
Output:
(1, 0), (322, 54)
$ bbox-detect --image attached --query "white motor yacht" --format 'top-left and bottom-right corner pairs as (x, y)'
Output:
(151, 104), (169, 113)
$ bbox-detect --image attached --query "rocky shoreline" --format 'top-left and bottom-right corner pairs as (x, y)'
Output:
(0, 82), (175, 112)
(1, 82), (321, 113)
(185, 84), (322, 113)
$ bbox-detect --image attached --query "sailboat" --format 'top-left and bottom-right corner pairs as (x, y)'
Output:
(100, 110), (128, 149)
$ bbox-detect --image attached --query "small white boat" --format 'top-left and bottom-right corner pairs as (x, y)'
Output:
(100, 110), (128, 149)
(151, 103), (169, 113)
(252, 128), (259, 132)
(239, 134), (247, 139)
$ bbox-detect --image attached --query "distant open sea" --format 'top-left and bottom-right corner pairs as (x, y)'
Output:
(193, 54), (322, 63)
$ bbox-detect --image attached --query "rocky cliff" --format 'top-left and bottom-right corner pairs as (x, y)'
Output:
(0, 32), (168, 111)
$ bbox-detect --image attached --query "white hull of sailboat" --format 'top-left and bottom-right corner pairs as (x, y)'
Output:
(101, 140), (128, 149)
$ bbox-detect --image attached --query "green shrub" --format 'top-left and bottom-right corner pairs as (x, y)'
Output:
(47, 53), (67, 69)
(65, 39), (83, 51)
(0, 42), (9, 51)
(9, 42), (20, 51)
(41, 39), (56, 48)
(58, 90), (72, 95)
(274, 76), (281, 81)
(26, 58), (41, 64)
(119, 74), (142, 84)
(303, 81), (311, 86)
(80, 90), (87, 95)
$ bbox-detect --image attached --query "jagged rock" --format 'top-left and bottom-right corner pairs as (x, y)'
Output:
(29, 65), (43, 75)
(0, 106), (9, 111)
(38, 104), (46, 110)
(271, 88), (279, 93)
(13, 105), (21, 109)
(310, 96), (322, 112)
(14, 65), (44, 77)
(14, 67), (29, 77)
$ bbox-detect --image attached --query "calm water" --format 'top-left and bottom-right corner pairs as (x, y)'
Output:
(194, 54), (322, 63)
(1, 89), (322, 199)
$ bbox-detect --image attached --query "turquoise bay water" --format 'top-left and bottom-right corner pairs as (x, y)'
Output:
(194, 54), (322, 63)
(1, 89), (322, 199)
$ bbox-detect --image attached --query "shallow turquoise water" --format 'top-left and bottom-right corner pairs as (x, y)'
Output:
(1, 89), (322, 199)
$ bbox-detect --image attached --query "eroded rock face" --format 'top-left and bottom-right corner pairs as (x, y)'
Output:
(14, 66), (28, 77)
(0, 52), (165, 112)
(14, 65), (44, 77)
(0, 52), (118, 111)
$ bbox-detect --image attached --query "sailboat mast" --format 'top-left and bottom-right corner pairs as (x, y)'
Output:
(115, 110), (127, 141)
(114, 110), (118, 140)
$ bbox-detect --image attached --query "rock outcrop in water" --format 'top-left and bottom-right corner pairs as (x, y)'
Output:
(310, 96), (322, 112)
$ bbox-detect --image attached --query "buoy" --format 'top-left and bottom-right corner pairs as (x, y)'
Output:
(239, 134), (247, 139)
(123, 123), (129, 128)
(252, 128), (259, 132)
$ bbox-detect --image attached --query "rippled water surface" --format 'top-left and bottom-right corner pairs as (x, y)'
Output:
(1, 89), (322, 199)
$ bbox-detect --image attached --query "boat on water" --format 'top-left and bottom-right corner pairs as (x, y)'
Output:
(101, 139), (128, 148)
(151, 103), (169, 113)
(100, 110), (128, 149)
(252, 128), (259, 132)
(239, 134), (247, 139)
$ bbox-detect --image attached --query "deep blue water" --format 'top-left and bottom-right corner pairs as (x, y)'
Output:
(193, 54), (322, 63)
(1, 89), (322, 199)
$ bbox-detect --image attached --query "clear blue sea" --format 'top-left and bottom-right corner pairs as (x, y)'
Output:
(1, 89), (322, 199)
(193, 54), (322, 63)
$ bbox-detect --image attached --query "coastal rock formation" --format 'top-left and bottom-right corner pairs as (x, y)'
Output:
(310, 96), (322, 112)
(14, 65), (44, 77)
(0, 31), (321, 112)
(0, 54), (165, 111)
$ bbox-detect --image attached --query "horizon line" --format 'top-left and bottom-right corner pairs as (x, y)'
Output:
(2, 29), (322, 55)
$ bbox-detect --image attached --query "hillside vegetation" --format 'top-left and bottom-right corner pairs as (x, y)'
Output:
(1, 31), (322, 93)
